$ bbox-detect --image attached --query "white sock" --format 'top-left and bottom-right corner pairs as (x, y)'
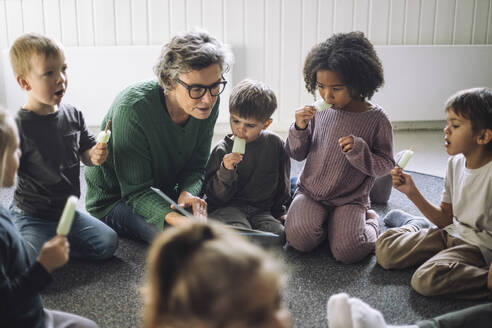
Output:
(348, 297), (387, 328)
(327, 293), (353, 328)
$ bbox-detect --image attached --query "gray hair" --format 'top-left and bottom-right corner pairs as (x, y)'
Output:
(153, 29), (234, 92)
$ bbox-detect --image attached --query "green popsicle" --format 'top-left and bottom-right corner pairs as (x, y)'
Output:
(96, 130), (111, 143)
(313, 99), (332, 111)
(397, 148), (414, 169)
(232, 137), (246, 154)
(96, 120), (111, 143)
(56, 195), (78, 235)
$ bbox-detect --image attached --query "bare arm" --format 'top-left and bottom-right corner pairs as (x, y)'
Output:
(392, 167), (453, 228)
(164, 211), (193, 227)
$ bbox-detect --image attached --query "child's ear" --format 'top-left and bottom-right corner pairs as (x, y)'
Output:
(263, 118), (273, 129)
(477, 128), (492, 146)
(16, 76), (31, 91)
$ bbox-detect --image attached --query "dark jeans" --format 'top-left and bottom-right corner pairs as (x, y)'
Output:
(11, 205), (118, 263)
(102, 200), (159, 244)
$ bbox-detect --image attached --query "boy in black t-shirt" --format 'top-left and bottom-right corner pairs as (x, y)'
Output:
(8, 33), (117, 262)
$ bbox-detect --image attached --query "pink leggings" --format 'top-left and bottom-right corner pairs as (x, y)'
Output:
(285, 191), (379, 263)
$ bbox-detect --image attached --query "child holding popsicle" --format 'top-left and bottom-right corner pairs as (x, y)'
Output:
(8, 33), (117, 263)
(376, 87), (492, 299)
(284, 32), (394, 263)
(204, 79), (290, 243)
(0, 108), (98, 328)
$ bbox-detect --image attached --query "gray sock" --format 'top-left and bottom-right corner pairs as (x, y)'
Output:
(383, 209), (431, 229)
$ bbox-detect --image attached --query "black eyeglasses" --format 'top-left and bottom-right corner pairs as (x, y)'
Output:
(175, 77), (227, 99)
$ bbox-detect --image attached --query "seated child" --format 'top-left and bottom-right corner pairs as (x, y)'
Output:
(376, 87), (492, 300)
(204, 79), (290, 243)
(285, 31), (394, 263)
(8, 33), (117, 263)
(141, 221), (492, 328)
(141, 222), (291, 328)
(0, 108), (98, 328)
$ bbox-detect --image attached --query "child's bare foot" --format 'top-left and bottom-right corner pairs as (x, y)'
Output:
(488, 263), (492, 292)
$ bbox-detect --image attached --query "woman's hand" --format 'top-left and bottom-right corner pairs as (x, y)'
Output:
(176, 191), (207, 222)
(294, 106), (316, 130)
(37, 235), (69, 273)
(338, 136), (354, 152)
(391, 166), (417, 196)
(223, 153), (243, 170)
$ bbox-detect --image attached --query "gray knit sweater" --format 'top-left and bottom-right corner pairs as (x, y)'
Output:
(286, 105), (394, 208)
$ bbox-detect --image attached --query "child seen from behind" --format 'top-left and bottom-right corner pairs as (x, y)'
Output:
(285, 31), (394, 263)
(376, 87), (492, 300)
(0, 108), (98, 328)
(204, 79), (290, 244)
(142, 222), (291, 328)
(9, 33), (117, 263)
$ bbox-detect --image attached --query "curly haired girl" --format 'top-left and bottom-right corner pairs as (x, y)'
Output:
(285, 31), (395, 263)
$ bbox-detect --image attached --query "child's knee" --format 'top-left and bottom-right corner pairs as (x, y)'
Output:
(331, 241), (374, 264)
(95, 228), (119, 259)
(375, 231), (399, 269)
(410, 264), (446, 297)
(285, 227), (323, 252)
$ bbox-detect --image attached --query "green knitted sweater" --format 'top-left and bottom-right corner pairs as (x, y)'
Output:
(85, 80), (219, 229)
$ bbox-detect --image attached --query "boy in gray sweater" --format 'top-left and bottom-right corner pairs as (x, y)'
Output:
(204, 79), (290, 244)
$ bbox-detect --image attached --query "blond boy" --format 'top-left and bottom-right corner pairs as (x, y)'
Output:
(9, 33), (117, 262)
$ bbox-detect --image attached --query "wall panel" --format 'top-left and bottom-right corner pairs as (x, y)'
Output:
(1, 0), (492, 126)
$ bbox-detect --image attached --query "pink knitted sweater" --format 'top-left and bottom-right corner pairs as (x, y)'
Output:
(286, 105), (395, 208)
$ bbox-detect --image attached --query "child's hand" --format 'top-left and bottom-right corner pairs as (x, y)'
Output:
(176, 191), (208, 222)
(223, 153), (243, 170)
(90, 143), (109, 166)
(338, 136), (354, 152)
(391, 166), (416, 195)
(37, 235), (69, 273)
(295, 106), (316, 130)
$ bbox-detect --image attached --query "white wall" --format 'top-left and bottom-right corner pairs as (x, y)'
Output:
(1, 0), (492, 130)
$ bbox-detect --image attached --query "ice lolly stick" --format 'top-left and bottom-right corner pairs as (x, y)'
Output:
(397, 147), (414, 169)
(232, 137), (246, 154)
(56, 196), (78, 235)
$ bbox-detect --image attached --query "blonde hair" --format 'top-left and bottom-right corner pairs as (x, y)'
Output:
(142, 223), (285, 328)
(0, 109), (16, 187)
(9, 33), (64, 76)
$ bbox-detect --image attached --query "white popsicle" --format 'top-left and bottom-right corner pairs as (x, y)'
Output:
(397, 149), (414, 169)
(313, 99), (332, 111)
(56, 196), (78, 236)
(96, 130), (111, 143)
(232, 137), (246, 154)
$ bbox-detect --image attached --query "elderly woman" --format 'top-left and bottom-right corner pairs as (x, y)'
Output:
(85, 29), (233, 243)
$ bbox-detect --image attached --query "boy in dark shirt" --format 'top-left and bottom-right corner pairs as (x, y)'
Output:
(8, 33), (117, 263)
(204, 79), (290, 243)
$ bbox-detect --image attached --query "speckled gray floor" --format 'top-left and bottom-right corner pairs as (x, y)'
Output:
(0, 166), (486, 328)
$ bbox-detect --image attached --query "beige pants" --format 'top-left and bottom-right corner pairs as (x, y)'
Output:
(376, 226), (492, 300)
